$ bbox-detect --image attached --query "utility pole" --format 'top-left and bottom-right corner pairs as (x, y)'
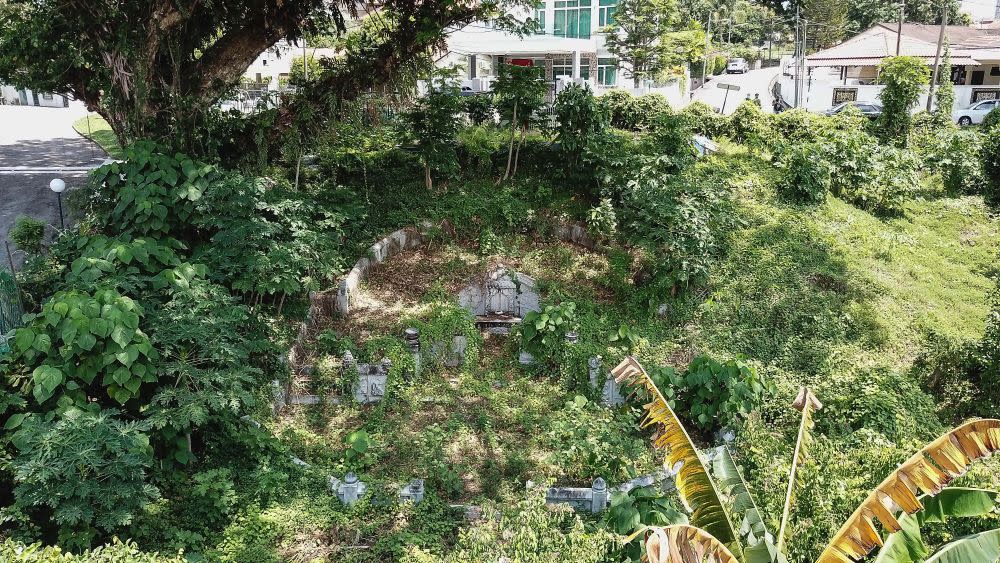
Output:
(896, 1), (905, 55)
(926, 5), (948, 111)
(794, 5), (800, 107)
(702, 12), (712, 87)
(801, 20), (808, 107)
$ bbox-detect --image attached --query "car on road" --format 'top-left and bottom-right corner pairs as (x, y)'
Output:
(823, 101), (882, 120)
(726, 58), (749, 74)
(954, 99), (999, 126)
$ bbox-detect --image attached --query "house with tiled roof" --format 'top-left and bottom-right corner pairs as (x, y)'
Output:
(778, 23), (1000, 111)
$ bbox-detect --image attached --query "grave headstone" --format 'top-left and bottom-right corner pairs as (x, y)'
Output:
(405, 327), (421, 378)
(588, 357), (624, 407)
(330, 472), (367, 505)
(399, 479), (425, 504)
(536, 477), (610, 513)
(459, 267), (540, 334)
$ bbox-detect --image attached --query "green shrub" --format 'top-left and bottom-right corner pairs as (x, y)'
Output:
(645, 355), (773, 431)
(0, 538), (183, 562)
(462, 94), (494, 125)
(402, 79), (462, 190)
(587, 198), (618, 239)
(409, 486), (616, 562)
(90, 142), (219, 237)
(631, 93), (672, 129)
(9, 216), (46, 254)
(2, 289), (158, 406)
(597, 89), (636, 129)
(644, 111), (697, 173)
(729, 101), (774, 148)
(982, 106), (1000, 131)
(521, 301), (577, 365)
(678, 101), (729, 138)
(777, 143), (830, 204)
(769, 109), (829, 146)
(981, 126), (1000, 205)
(457, 125), (504, 173)
(554, 83), (606, 159)
(7, 409), (158, 549)
(877, 56), (929, 144)
(544, 395), (655, 482)
(602, 486), (686, 561)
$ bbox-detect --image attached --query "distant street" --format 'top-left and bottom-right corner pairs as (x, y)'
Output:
(688, 65), (783, 115)
(0, 103), (106, 268)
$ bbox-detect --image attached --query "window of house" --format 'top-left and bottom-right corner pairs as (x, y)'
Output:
(580, 57), (591, 80)
(598, 0), (617, 27)
(553, 56), (574, 79)
(42, 93), (54, 100)
(535, 2), (546, 32)
(554, 0), (592, 39)
(991, 66), (1000, 76)
(597, 57), (617, 86)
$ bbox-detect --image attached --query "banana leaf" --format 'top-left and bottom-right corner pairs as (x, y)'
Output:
(925, 527), (1000, 563)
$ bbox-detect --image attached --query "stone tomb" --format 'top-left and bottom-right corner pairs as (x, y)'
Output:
(458, 267), (540, 335)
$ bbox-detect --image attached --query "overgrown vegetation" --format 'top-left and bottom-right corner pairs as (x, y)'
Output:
(2, 67), (998, 563)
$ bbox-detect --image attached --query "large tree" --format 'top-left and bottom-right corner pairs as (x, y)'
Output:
(0, 0), (528, 155)
(603, 0), (680, 88)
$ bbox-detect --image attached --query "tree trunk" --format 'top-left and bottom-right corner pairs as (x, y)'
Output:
(501, 101), (519, 183)
(511, 125), (527, 179)
(424, 162), (433, 191)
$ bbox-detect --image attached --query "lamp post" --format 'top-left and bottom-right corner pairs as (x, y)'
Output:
(49, 178), (66, 229)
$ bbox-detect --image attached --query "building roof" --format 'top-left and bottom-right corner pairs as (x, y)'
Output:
(806, 23), (1000, 67)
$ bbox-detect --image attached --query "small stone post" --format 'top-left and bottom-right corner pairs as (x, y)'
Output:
(400, 479), (425, 503)
(270, 379), (286, 415)
(405, 327), (421, 378)
(342, 350), (356, 375)
(591, 477), (609, 512)
(588, 356), (601, 388)
(330, 472), (367, 505)
(380, 357), (392, 377)
(565, 331), (579, 344)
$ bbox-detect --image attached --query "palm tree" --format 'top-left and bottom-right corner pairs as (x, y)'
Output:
(610, 356), (1000, 562)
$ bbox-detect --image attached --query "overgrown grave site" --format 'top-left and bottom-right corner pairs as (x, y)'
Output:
(3, 79), (1000, 562)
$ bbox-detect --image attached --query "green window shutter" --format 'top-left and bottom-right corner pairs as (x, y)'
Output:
(566, 9), (578, 38)
(554, 10), (566, 36)
(578, 8), (591, 38)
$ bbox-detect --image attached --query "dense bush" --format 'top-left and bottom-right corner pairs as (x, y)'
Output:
(462, 94), (494, 125)
(9, 216), (46, 254)
(769, 109), (829, 146)
(0, 538), (182, 562)
(596, 90), (670, 131)
(777, 143), (830, 204)
(7, 409), (159, 549)
(877, 56), (929, 144)
(982, 106), (1000, 131)
(554, 84), (606, 160)
(645, 356), (773, 431)
(2, 289), (158, 405)
(981, 126), (1000, 205)
(729, 101), (774, 148)
(678, 101), (729, 138)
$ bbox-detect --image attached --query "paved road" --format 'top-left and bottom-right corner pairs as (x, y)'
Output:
(0, 104), (107, 269)
(689, 66), (782, 115)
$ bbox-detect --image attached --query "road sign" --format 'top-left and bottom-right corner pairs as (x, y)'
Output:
(716, 83), (741, 91)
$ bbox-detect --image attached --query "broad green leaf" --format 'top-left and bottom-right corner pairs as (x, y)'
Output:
(875, 488), (999, 563)
(924, 528), (1000, 563)
(4, 413), (27, 430)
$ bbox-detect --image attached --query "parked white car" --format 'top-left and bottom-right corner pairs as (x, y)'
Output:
(726, 58), (749, 74)
(954, 99), (999, 126)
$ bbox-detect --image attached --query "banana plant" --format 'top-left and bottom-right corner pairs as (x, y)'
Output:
(611, 356), (1000, 563)
(817, 418), (1000, 562)
(873, 487), (999, 563)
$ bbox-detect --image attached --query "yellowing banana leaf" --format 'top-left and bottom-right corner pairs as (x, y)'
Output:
(817, 419), (1000, 563)
(874, 488), (999, 563)
(925, 527), (1000, 563)
(612, 356), (745, 562)
(642, 525), (741, 563)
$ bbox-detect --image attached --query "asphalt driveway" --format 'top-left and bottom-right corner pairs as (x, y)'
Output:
(0, 104), (107, 268)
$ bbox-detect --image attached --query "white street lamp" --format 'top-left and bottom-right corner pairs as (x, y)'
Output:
(49, 178), (66, 229)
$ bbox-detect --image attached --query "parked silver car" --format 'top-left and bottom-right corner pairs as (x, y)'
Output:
(726, 58), (749, 74)
(954, 99), (999, 126)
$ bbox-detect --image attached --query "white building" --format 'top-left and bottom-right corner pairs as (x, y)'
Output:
(443, 1), (686, 105)
(243, 41), (338, 91)
(1, 85), (71, 107)
(780, 23), (1000, 111)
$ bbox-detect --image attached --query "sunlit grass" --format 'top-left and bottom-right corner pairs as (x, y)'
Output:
(72, 114), (124, 159)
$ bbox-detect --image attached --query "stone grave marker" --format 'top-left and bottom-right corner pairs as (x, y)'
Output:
(535, 477), (610, 513)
